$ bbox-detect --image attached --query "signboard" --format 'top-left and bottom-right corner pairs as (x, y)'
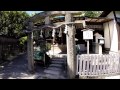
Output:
(99, 40), (104, 44)
(83, 30), (93, 40)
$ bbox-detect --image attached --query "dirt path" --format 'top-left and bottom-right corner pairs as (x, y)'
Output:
(0, 53), (67, 79)
(0, 53), (44, 79)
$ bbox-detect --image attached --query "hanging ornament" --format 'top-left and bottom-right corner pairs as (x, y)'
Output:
(40, 29), (43, 38)
(64, 25), (68, 34)
(52, 28), (56, 37)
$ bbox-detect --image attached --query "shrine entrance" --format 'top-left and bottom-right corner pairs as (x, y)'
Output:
(24, 11), (113, 78)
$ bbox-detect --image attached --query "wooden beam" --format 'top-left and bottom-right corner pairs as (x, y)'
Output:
(95, 19), (99, 22)
(90, 18), (93, 22)
(24, 11), (83, 24)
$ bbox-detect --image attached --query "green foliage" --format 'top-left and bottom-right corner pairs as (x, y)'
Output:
(0, 11), (102, 38)
(83, 11), (103, 17)
(0, 11), (30, 37)
(46, 43), (51, 51)
(19, 36), (27, 45)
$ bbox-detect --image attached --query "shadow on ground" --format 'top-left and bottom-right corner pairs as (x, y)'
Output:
(0, 53), (45, 79)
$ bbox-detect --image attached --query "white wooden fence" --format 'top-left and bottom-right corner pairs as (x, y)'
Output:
(76, 53), (120, 76)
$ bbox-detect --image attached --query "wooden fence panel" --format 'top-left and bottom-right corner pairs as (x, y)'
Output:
(82, 55), (86, 75)
(76, 55), (79, 75)
(89, 55), (93, 76)
(77, 53), (120, 77)
(79, 55), (82, 75)
(86, 55), (90, 75)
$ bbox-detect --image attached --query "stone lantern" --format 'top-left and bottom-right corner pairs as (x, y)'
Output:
(94, 33), (105, 54)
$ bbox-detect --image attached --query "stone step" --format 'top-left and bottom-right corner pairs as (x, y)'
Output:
(51, 59), (65, 63)
(44, 74), (66, 79)
(46, 67), (62, 71)
(49, 63), (63, 68)
(44, 69), (61, 75)
(37, 74), (59, 79)
(44, 73), (60, 79)
(44, 73), (66, 79)
(52, 58), (65, 61)
(51, 60), (64, 64)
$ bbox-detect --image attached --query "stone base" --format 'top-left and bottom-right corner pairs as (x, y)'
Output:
(79, 75), (120, 79)
(105, 75), (120, 79)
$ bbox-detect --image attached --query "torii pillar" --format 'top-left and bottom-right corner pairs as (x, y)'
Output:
(27, 22), (35, 73)
(65, 12), (76, 79)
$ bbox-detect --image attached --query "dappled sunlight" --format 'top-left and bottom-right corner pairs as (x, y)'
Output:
(0, 53), (45, 79)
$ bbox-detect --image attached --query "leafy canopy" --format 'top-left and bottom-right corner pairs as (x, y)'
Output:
(0, 11), (30, 38)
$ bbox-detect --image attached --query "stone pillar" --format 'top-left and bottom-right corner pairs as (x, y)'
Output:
(65, 12), (76, 79)
(27, 22), (34, 73)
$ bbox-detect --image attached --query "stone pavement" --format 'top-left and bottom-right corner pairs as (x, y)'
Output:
(37, 58), (68, 79)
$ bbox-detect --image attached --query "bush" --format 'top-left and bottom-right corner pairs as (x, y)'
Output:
(46, 43), (51, 51)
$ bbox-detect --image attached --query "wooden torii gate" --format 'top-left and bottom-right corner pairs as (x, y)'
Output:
(26, 11), (85, 78)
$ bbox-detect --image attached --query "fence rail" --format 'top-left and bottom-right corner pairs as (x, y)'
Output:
(76, 53), (120, 77)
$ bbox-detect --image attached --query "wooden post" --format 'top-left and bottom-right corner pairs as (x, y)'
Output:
(87, 40), (89, 54)
(65, 12), (76, 79)
(27, 22), (34, 73)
